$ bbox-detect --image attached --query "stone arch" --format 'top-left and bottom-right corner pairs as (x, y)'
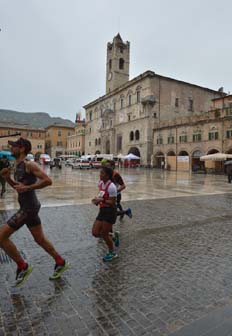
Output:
(207, 148), (219, 155)
(154, 151), (165, 169)
(178, 150), (189, 156)
(226, 148), (232, 154)
(95, 150), (101, 155)
(167, 150), (175, 156)
(191, 149), (205, 172)
(128, 147), (141, 157)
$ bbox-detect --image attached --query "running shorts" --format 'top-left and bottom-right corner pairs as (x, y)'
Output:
(96, 207), (117, 225)
(7, 207), (41, 231)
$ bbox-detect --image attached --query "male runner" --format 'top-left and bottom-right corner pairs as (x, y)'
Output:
(0, 138), (69, 287)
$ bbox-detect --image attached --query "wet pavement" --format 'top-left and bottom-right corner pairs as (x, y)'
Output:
(1, 168), (232, 335)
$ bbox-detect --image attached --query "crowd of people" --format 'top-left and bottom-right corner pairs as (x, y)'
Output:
(0, 137), (132, 287)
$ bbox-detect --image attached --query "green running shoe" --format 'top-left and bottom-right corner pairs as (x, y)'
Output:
(103, 251), (118, 262)
(49, 261), (70, 280)
(15, 264), (33, 288)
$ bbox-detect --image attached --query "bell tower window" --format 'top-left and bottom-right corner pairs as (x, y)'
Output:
(119, 58), (124, 70)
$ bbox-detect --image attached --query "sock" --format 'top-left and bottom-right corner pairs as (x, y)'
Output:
(55, 255), (65, 266)
(17, 260), (28, 270)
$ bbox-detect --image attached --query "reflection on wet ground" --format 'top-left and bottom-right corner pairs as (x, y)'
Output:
(1, 167), (232, 335)
(0, 166), (231, 210)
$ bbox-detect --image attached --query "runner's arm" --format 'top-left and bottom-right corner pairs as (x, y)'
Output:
(0, 168), (18, 188)
(14, 162), (52, 193)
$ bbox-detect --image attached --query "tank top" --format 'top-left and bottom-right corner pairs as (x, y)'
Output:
(14, 161), (41, 210)
(98, 180), (114, 208)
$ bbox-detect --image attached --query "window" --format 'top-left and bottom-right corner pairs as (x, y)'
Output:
(188, 98), (194, 112)
(119, 58), (124, 70)
(113, 101), (116, 111)
(109, 59), (112, 69)
(208, 131), (219, 140)
(110, 119), (113, 128)
(226, 130), (232, 139)
(137, 91), (141, 103)
(179, 135), (187, 143)
(175, 98), (179, 107)
(58, 130), (61, 136)
(89, 141), (91, 147)
(57, 141), (63, 146)
(128, 115), (131, 122)
(120, 98), (124, 109)
(168, 136), (174, 144)
(130, 131), (134, 141)
(157, 137), (163, 145)
(98, 138), (101, 145)
(117, 135), (122, 151)
(95, 139), (98, 146)
(193, 133), (201, 142)
(135, 130), (140, 141)
(89, 128), (91, 134)
(89, 111), (92, 121)
(27, 131), (32, 137)
(128, 95), (132, 106)
(120, 47), (123, 53)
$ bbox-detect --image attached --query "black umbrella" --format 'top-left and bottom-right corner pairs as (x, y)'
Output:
(224, 160), (232, 165)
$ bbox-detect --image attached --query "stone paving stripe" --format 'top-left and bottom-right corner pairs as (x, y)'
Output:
(170, 304), (232, 336)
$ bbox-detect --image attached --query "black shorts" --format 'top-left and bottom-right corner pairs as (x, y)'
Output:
(7, 207), (41, 231)
(96, 207), (117, 225)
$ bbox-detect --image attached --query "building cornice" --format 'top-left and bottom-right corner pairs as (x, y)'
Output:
(83, 71), (224, 109)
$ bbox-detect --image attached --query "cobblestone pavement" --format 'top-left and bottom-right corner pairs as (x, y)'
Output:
(2, 194), (232, 335)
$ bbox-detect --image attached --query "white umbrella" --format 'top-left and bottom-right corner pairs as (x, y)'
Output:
(117, 153), (126, 159)
(125, 153), (140, 160)
(200, 153), (232, 161)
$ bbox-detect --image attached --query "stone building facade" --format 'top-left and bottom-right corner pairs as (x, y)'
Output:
(45, 124), (75, 158)
(66, 118), (86, 156)
(153, 95), (232, 171)
(0, 122), (45, 157)
(84, 34), (224, 166)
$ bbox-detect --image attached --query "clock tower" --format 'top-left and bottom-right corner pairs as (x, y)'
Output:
(106, 34), (130, 94)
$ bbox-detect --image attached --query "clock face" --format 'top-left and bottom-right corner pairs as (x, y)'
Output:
(108, 72), (112, 81)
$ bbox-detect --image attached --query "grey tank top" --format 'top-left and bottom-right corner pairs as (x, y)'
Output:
(14, 161), (40, 210)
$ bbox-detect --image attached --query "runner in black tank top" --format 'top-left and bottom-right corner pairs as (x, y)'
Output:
(0, 137), (69, 287)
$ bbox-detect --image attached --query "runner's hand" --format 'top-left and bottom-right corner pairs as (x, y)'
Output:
(0, 168), (10, 177)
(14, 182), (30, 193)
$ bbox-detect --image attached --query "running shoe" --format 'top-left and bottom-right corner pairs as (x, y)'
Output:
(126, 208), (132, 218)
(49, 261), (70, 280)
(15, 264), (33, 288)
(113, 231), (120, 247)
(103, 251), (118, 262)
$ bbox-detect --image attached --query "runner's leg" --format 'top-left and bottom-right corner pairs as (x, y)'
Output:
(0, 224), (24, 264)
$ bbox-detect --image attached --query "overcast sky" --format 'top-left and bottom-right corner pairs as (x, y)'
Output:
(1, 0), (232, 122)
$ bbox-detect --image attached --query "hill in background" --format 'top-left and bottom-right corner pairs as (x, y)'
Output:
(0, 109), (75, 128)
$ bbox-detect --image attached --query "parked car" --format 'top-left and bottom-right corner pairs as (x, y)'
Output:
(65, 158), (76, 167)
(39, 154), (51, 165)
(72, 159), (92, 169)
(50, 157), (62, 169)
